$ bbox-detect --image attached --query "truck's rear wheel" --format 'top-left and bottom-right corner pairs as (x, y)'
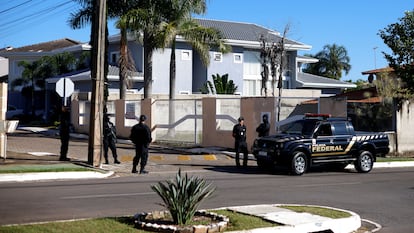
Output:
(355, 151), (374, 173)
(291, 151), (307, 175)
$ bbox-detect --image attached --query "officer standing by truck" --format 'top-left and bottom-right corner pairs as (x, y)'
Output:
(232, 116), (248, 168)
(256, 114), (270, 137)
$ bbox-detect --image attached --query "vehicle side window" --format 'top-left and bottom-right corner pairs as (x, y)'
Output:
(332, 122), (350, 135)
(316, 124), (332, 137)
(279, 121), (303, 134)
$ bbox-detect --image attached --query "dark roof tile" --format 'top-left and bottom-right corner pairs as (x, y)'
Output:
(0, 38), (83, 53)
(196, 18), (302, 46)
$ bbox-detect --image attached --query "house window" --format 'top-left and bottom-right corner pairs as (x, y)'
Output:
(79, 101), (90, 126)
(214, 52), (222, 62)
(234, 53), (243, 63)
(110, 52), (120, 64)
(181, 50), (191, 60)
(243, 79), (260, 96)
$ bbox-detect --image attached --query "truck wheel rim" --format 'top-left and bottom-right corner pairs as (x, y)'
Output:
(295, 157), (306, 173)
(361, 154), (372, 170)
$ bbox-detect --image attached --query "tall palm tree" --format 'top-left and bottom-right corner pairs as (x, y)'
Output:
(121, 0), (169, 99)
(303, 44), (351, 80)
(111, 1), (139, 99)
(157, 0), (229, 137)
(117, 19), (136, 99)
(161, 0), (203, 99)
(68, 0), (138, 100)
(161, 17), (230, 99)
(68, 0), (94, 34)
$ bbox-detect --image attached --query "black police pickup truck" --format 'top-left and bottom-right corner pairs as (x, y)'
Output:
(251, 114), (390, 175)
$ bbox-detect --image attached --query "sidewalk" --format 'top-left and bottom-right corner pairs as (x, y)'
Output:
(225, 204), (362, 233)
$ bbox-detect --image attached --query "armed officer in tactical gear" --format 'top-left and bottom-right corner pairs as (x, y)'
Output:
(103, 114), (120, 164)
(256, 114), (270, 137)
(130, 115), (152, 174)
(232, 116), (248, 167)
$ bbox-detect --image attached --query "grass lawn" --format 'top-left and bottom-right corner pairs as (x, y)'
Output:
(0, 210), (277, 233)
(0, 206), (355, 233)
(280, 205), (351, 218)
(0, 164), (95, 174)
(377, 157), (414, 162)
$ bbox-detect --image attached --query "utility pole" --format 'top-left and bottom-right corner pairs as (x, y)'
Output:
(88, 0), (106, 166)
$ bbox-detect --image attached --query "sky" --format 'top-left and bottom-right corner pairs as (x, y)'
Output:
(0, 0), (413, 82)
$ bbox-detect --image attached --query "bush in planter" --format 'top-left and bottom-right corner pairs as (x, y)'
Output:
(151, 169), (216, 225)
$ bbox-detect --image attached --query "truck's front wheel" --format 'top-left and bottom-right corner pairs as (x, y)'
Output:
(291, 151), (307, 175)
(355, 151), (374, 173)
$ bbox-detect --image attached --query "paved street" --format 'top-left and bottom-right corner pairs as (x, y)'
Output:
(2, 130), (414, 232)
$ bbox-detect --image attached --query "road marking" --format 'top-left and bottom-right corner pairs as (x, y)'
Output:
(150, 155), (164, 161)
(178, 155), (191, 161)
(203, 154), (217, 160)
(296, 182), (361, 187)
(61, 192), (155, 200)
(119, 154), (224, 162)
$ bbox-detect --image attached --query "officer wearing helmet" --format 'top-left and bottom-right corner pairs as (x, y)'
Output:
(130, 114), (152, 174)
(232, 116), (248, 167)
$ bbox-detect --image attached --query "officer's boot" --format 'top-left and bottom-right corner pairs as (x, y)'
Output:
(132, 158), (138, 173)
(235, 153), (240, 167)
(139, 166), (148, 174)
(104, 155), (109, 164)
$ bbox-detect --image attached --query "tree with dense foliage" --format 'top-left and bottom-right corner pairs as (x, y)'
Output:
(13, 60), (40, 116)
(378, 10), (414, 97)
(342, 79), (373, 91)
(13, 52), (82, 116)
(303, 44), (351, 80)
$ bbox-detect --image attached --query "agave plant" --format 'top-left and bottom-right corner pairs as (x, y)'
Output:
(151, 169), (216, 225)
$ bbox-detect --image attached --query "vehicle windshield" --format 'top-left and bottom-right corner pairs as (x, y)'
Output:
(279, 119), (317, 137)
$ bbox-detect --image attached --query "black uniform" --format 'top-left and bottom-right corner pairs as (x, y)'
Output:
(233, 118), (248, 167)
(103, 116), (120, 164)
(256, 114), (270, 137)
(130, 115), (152, 174)
(59, 107), (71, 161)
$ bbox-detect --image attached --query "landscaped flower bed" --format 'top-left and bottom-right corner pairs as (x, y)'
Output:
(134, 210), (229, 233)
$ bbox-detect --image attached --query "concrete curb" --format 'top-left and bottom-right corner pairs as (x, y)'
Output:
(373, 161), (414, 168)
(0, 171), (114, 183)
